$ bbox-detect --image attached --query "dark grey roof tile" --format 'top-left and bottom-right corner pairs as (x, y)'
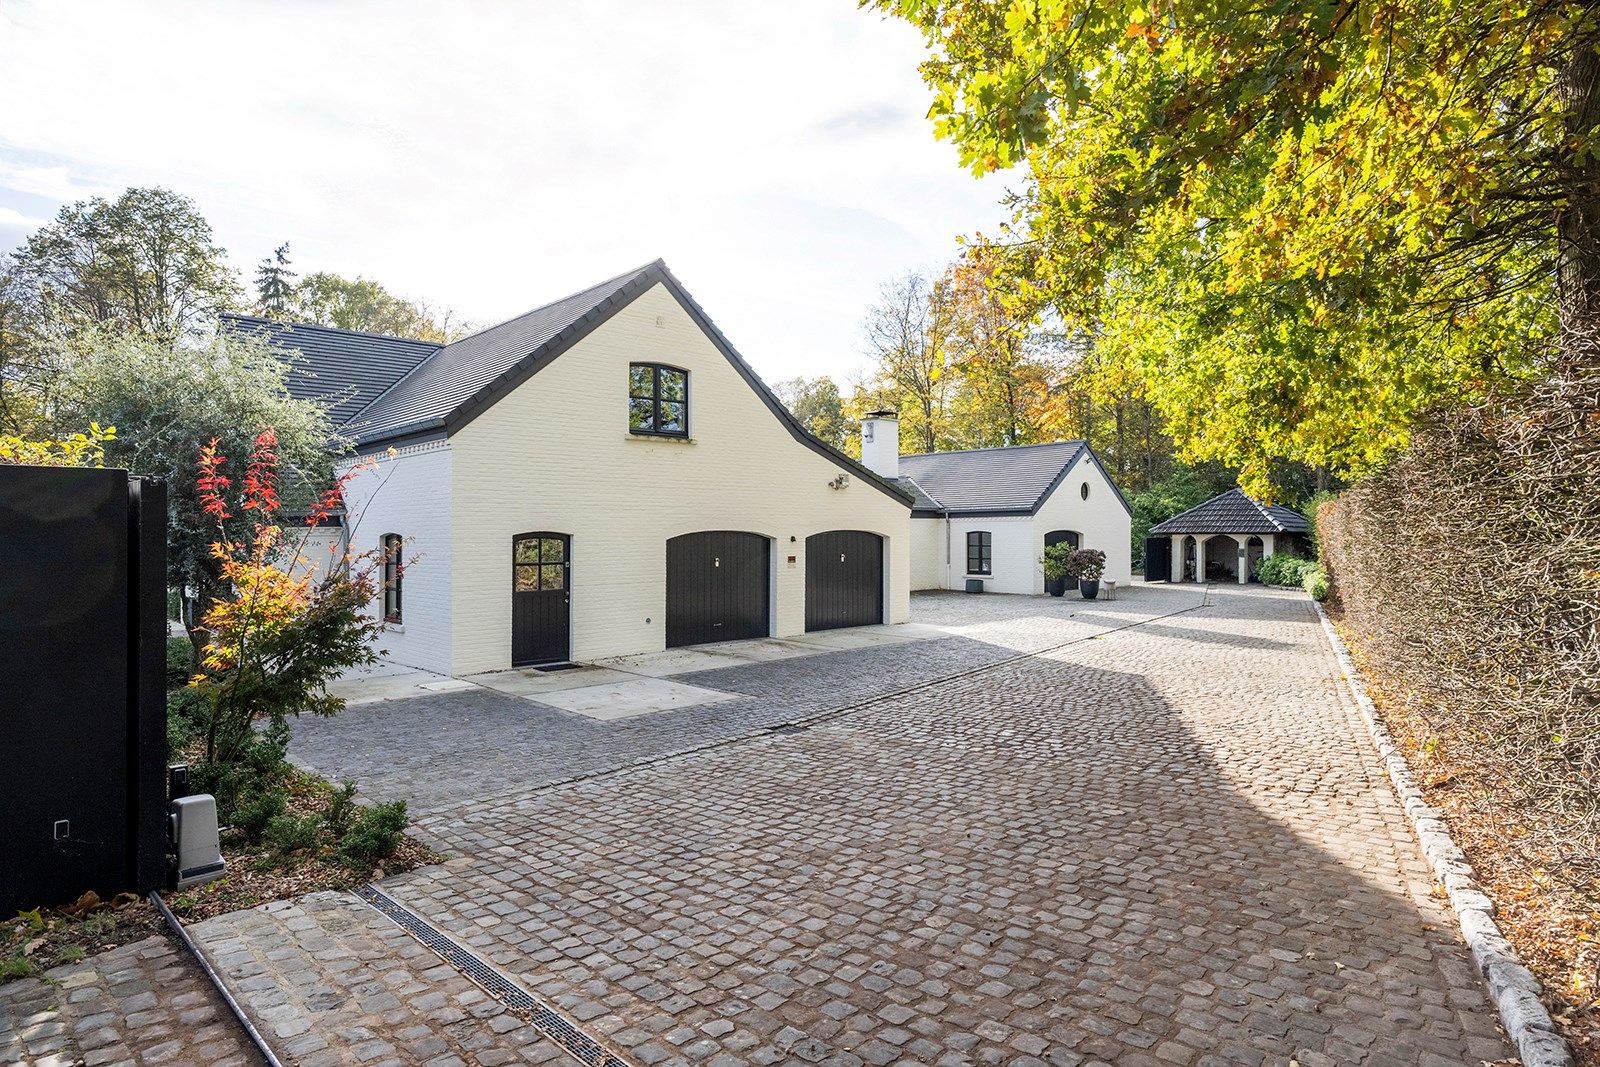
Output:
(220, 314), (440, 427)
(898, 441), (1087, 513)
(1148, 487), (1312, 535)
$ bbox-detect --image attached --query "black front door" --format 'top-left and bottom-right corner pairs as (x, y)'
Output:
(512, 533), (570, 666)
(1044, 529), (1080, 552)
(666, 531), (770, 648)
(805, 530), (884, 631)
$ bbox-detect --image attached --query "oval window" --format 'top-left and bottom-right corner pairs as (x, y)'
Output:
(1080, 481), (1090, 500)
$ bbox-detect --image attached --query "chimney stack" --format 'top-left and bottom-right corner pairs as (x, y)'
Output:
(859, 410), (900, 479)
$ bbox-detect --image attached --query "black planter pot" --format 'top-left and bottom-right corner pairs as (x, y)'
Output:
(1045, 577), (1066, 597)
(1078, 578), (1101, 600)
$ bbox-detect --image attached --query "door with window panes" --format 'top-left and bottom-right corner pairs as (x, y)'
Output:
(512, 533), (570, 666)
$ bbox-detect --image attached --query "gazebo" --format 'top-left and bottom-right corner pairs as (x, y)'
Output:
(1145, 488), (1313, 583)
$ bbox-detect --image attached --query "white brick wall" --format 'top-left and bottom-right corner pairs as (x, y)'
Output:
(338, 441), (454, 674)
(445, 282), (912, 675)
(1032, 453), (1134, 588)
(909, 516), (944, 591)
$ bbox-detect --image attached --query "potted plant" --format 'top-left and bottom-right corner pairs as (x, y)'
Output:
(1040, 542), (1074, 597)
(1065, 548), (1108, 600)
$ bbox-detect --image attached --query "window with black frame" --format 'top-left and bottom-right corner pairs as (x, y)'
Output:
(628, 363), (688, 436)
(381, 533), (403, 623)
(966, 530), (992, 575)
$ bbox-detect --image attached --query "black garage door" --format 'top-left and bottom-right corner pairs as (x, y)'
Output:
(805, 530), (884, 631)
(666, 531), (770, 648)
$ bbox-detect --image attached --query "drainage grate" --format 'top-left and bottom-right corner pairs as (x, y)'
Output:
(354, 885), (635, 1067)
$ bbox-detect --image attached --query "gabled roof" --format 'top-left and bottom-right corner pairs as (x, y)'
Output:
(220, 314), (441, 427)
(897, 440), (1131, 516)
(237, 260), (912, 508)
(1148, 487), (1311, 535)
(889, 476), (944, 515)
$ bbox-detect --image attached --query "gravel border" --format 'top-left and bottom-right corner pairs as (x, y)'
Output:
(1314, 601), (1574, 1067)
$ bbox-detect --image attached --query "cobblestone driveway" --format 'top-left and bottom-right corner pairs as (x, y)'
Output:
(268, 586), (1510, 1065)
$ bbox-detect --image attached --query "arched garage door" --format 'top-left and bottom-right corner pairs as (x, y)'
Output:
(666, 531), (770, 648)
(805, 530), (884, 631)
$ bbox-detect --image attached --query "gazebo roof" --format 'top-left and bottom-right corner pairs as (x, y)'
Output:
(1149, 488), (1311, 536)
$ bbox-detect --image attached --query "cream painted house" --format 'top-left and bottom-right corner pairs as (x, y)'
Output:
(854, 413), (1134, 595)
(228, 261), (913, 676)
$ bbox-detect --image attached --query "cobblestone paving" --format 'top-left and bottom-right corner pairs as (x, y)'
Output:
(343, 585), (1510, 1066)
(0, 933), (261, 1066)
(290, 588), (1207, 820)
(188, 892), (569, 1067)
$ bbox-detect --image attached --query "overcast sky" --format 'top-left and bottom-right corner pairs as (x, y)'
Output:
(0, 0), (1012, 385)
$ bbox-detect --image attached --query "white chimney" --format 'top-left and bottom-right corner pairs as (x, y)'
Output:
(860, 410), (900, 479)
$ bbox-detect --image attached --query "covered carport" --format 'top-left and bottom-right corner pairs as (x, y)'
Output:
(1146, 487), (1313, 583)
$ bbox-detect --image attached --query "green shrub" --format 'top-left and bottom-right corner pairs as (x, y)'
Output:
(1303, 565), (1329, 601)
(230, 786), (285, 846)
(322, 781), (358, 838)
(166, 635), (195, 688)
(338, 801), (408, 869)
(1255, 554), (1315, 586)
(166, 686), (209, 753)
(266, 813), (322, 858)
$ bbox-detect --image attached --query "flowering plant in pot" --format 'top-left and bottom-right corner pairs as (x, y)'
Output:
(1065, 548), (1107, 600)
(1040, 542), (1074, 596)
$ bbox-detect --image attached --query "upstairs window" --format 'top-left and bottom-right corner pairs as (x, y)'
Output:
(966, 530), (992, 575)
(381, 533), (403, 623)
(628, 363), (688, 437)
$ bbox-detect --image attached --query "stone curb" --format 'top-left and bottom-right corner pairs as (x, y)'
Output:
(1313, 602), (1573, 1067)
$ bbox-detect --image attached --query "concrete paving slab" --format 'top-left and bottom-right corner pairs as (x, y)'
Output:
(329, 666), (481, 705)
(593, 645), (755, 676)
(786, 626), (926, 650)
(535, 676), (738, 720)
(465, 664), (636, 697)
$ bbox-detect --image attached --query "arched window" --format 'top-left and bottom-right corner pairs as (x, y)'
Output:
(381, 534), (403, 623)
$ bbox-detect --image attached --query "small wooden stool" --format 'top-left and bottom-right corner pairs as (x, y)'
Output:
(1101, 579), (1118, 601)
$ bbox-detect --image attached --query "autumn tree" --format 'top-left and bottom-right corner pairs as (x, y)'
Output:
(51, 328), (337, 643)
(874, 0), (1600, 494)
(291, 271), (465, 342)
(859, 271), (958, 452)
(774, 375), (849, 449)
(10, 187), (240, 344)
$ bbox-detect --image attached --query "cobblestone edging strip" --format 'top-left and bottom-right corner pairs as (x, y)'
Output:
(1314, 601), (1574, 1067)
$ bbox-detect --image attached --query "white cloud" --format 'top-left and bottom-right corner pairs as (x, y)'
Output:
(0, 206), (46, 229)
(0, 0), (1011, 382)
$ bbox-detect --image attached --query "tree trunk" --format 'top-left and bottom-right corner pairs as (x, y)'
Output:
(1558, 24), (1600, 364)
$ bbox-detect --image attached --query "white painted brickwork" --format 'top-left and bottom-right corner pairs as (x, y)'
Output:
(446, 283), (911, 675)
(1031, 454), (1133, 588)
(339, 441), (455, 674)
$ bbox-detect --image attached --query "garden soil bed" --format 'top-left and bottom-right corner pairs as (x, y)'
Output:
(2, 769), (438, 985)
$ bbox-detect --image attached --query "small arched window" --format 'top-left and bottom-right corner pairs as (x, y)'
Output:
(381, 534), (403, 623)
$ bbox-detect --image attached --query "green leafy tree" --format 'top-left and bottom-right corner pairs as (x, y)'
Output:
(874, 0), (1599, 495)
(50, 328), (338, 644)
(775, 375), (849, 449)
(1129, 464), (1237, 562)
(10, 187), (240, 344)
(291, 271), (463, 342)
(859, 271), (959, 452)
(254, 242), (297, 318)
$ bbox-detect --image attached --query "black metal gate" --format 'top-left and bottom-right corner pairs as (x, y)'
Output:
(0, 465), (167, 914)
(1143, 535), (1171, 582)
(804, 530), (883, 631)
(665, 531), (769, 648)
